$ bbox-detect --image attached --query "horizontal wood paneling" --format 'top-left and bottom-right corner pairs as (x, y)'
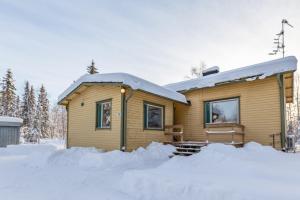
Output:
(175, 76), (282, 148)
(126, 90), (173, 151)
(68, 85), (121, 151)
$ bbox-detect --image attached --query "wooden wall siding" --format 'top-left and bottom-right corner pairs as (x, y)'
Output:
(175, 76), (282, 148)
(126, 91), (173, 151)
(68, 85), (122, 151)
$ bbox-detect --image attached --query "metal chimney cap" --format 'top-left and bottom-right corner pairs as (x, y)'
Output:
(202, 66), (220, 76)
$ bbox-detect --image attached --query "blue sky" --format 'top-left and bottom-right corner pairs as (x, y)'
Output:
(0, 0), (299, 104)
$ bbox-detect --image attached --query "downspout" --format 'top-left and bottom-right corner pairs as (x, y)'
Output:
(120, 87), (134, 151)
(120, 91), (125, 151)
(277, 74), (286, 149)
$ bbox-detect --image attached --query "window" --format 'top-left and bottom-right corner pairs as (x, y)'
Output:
(144, 102), (164, 130)
(204, 98), (239, 124)
(96, 100), (112, 129)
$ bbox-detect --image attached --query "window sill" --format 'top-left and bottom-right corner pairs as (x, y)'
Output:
(95, 127), (111, 130)
(144, 128), (164, 131)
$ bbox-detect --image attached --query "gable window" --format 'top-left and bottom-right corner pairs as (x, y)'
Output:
(204, 98), (239, 124)
(96, 100), (112, 129)
(144, 102), (164, 130)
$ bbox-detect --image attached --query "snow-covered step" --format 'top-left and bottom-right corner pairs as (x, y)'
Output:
(172, 142), (206, 156)
(173, 151), (194, 156)
(176, 147), (201, 152)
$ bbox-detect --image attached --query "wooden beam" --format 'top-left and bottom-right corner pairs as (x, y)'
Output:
(284, 76), (293, 79)
(285, 86), (293, 90)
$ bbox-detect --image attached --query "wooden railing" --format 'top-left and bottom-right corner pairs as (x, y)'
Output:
(269, 133), (281, 148)
(164, 124), (184, 142)
(205, 123), (245, 145)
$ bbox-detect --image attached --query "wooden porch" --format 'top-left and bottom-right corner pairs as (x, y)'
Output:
(164, 123), (245, 156)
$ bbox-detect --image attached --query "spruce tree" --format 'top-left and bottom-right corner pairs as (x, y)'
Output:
(87, 60), (98, 74)
(21, 81), (30, 127)
(15, 95), (21, 117)
(0, 77), (3, 115)
(1, 69), (16, 116)
(28, 85), (36, 130)
(36, 85), (50, 138)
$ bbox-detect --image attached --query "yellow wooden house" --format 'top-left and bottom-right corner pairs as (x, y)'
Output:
(58, 56), (297, 151)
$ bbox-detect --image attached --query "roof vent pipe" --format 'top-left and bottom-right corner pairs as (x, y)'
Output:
(202, 66), (220, 76)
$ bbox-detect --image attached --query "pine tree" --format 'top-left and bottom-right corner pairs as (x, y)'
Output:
(15, 95), (21, 117)
(0, 69), (16, 116)
(87, 60), (98, 74)
(21, 81), (30, 127)
(28, 85), (36, 129)
(36, 85), (50, 138)
(0, 77), (3, 115)
(49, 105), (67, 139)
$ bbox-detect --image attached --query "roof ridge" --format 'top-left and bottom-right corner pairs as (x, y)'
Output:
(58, 72), (188, 104)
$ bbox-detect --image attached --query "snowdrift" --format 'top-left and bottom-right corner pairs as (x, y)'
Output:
(1, 141), (300, 200)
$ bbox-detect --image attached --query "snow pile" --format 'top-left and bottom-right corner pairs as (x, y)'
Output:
(58, 73), (187, 104)
(48, 142), (174, 170)
(165, 56), (297, 92)
(120, 142), (300, 200)
(2, 141), (300, 200)
(0, 141), (174, 200)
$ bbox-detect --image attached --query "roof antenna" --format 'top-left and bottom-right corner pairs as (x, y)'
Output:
(269, 19), (293, 58)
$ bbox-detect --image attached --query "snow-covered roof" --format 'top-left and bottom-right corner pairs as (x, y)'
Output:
(0, 116), (23, 126)
(58, 73), (188, 104)
(165, 56), (298, 92)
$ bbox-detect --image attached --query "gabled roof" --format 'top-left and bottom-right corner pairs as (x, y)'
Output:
(58, 73), (188, 104)
(165, 56), (297, 92)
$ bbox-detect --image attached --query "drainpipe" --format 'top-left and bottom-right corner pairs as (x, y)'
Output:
(120, 87), (134, 151)
(120, 89), (125, 151)
(277, 74), (286, 149)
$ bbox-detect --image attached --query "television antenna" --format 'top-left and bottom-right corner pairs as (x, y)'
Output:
(269, 19), (293, 58)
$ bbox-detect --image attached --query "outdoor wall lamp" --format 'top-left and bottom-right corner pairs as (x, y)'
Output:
(121, 88), (126, 94)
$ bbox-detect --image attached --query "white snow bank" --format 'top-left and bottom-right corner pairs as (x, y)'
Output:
(58, 72), (187, 104)
(2, 141), (300, 200)
(48, 142), (174, 170)
(0, 141), (174, 200)
(0, 116), (23, 123)
(120, 142), (300, 200)
(165, 56), (297, 92)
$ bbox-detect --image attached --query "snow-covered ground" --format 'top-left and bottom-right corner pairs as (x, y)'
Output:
(1, 141), (300, 200)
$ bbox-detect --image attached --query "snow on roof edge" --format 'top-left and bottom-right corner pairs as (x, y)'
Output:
(58, 73), (188, 104)
(165, 56), (297, 92)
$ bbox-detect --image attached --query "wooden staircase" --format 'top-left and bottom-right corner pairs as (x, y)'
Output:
(171, 142), (207, 156)
(164, 124), (246, 157)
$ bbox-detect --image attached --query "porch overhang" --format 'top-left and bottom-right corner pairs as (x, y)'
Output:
(284, 72), (294, 103)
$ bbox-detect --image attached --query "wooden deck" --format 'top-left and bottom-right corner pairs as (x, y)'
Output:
(164, 123), (245, 156)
